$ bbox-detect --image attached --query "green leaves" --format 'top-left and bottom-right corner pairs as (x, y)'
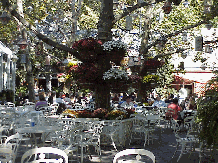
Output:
(196, 81), (218, 154)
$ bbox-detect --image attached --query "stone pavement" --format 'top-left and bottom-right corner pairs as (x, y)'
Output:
(15, 126), (217, 163)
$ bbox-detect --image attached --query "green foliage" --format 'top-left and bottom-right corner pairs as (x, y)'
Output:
(15, 86), (28, 97)
(142, 74), (159, 83)
(196, 77), (218, 156)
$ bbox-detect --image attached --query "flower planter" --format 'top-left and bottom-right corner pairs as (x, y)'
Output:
(58, 78), (66, 82)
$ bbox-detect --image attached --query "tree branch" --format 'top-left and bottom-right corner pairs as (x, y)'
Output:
(141, 20), (207, 55)
(1, 0), (82, 60)
(112, 0), (165, 26)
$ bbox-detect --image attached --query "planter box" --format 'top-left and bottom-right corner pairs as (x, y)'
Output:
(100, 118), (133, 146)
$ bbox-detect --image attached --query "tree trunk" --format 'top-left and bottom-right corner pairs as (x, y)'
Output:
(138, 8), (151, 102)
(95, 83), (111, 109)
(26, 50), (35, 102)
(96, 0), (114, 109)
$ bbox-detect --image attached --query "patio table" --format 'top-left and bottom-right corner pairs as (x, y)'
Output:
(180, 110), (197, 119)
(15, 126), (62, 147)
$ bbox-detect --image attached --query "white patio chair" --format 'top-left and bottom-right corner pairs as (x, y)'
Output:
(21, 147), (68, 163)
(49, 103), (59, 115)
(113, 148), (155, 163)
(74, 121), (104, 163)
(0, 133), (22, 163)
(129, 114), (148, 146)
(144, 114), (161, 146)
(87, 102), (95, 111)
(23, 102), (35, 112)
(4, 102), (15, 109)
(183, 115), (195, 131)
(74, 104), (84, 111)
(24, 102), (35, 106)
(101, 120), (121, 151)
(164, 108), (176, 128)
(171, 118), (199, 162)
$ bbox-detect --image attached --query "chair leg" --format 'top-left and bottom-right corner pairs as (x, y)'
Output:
(111, 135), (117, 151)
(144, 131), (148, 147)
(177, 143), (186, 162)
(172, 142), (180, 159)
(81, 145), (85, 163)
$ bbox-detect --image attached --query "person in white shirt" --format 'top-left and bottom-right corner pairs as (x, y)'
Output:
(152, 95), (167, 108)
(120, 96), (134, 109)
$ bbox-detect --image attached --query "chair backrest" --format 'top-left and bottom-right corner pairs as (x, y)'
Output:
(74, 105), (83, 110)
(113, 149), (155, 163)
(35, 104), (49, 111)
(0, 147), (14, 162)
(24, 102), (35, 106)
(1, 133), (22, 163)
(167, 108), (176, 114)
(4, 102), (15, 108)
(21, 147), (68, 163)
(170, 118), (181, 138)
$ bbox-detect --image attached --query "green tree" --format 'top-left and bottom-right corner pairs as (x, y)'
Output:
(1, 0), (218, 107)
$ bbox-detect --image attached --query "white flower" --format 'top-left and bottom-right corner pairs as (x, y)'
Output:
(102, 40), (127, 52)
(103, 67), (128, 80)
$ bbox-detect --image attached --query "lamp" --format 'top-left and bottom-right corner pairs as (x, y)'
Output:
(204, 0), (212, 14)
(200, 64), (207, 70)
(17, 39), (28, 50)
(205, 24), (213, 30)
(162, 1), (172, 14)
(62, 58), (69, 66)
(182, 32), (188, 41)
(181, 52), (187, 59)
(0, 12), (11, 24)
(183, 0), (189, 8)
(194, 36), (203, 51)
(45, 55), (51, 65)
(157, 36), (167, 50)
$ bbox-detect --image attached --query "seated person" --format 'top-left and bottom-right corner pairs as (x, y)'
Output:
(112, 94), (119, 103)
(152, 95), (167, 108)
(35, 94), (48, 110)
(165, 98), (182, 120)
(186, 96), (196, 110)
(120, 96), (134, 109)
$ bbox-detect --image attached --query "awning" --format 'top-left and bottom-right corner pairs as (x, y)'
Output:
(0, 41), (12, 55)
(172, 75), (194, 85)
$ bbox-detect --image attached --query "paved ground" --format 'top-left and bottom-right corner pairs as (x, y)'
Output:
(14, 125), (218, 163)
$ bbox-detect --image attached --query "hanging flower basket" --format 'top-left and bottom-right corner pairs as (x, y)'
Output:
(72, 37), (103, 62)
(58, 78), (66, 82)
(103, 67), (130, 92)
(102, 40), (127, 65)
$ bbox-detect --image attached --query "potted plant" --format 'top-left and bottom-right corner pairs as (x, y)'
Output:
(91, 108), (108, 119)
(103, 67), (130, 92)
(72, 37), (103, 62)
(102, 40), (127, 65)
(105, 109), (126, 120)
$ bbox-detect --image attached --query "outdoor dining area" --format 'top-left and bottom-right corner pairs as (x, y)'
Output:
(0, 99), (213, 163)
